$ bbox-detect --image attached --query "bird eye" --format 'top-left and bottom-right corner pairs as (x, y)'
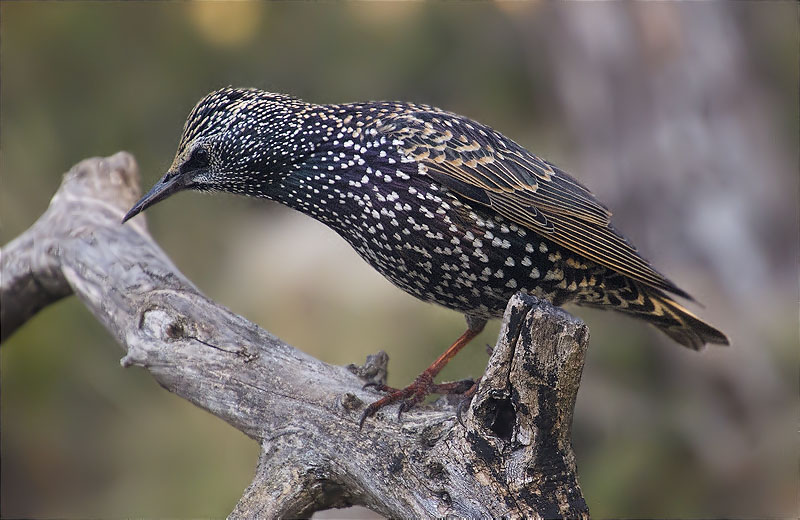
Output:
(190, 147), (210, 166)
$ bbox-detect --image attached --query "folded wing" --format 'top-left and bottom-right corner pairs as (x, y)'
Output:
(374, 110), (692, 300)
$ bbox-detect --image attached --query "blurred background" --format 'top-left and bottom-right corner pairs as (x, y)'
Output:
(1, 2), (797, 518)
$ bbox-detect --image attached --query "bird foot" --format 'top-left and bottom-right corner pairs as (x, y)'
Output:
(359, 374), (476, 428)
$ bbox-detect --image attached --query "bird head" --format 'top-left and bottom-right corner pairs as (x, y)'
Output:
(122, 87), (309, 223)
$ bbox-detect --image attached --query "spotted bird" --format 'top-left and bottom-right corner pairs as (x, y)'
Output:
(123, 88), (729, 425)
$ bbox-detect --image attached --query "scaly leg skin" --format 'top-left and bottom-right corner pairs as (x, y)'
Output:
(359, 316), (486, 428)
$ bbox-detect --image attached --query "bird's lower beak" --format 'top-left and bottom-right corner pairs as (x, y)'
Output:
(122, 171), (187, 223)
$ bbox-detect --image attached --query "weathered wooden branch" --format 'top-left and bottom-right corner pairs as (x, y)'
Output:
(0, 152), (590, 519)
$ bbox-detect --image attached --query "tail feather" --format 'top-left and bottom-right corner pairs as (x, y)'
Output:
(577, 280), (729, 350)
(651, 295), (729, 349)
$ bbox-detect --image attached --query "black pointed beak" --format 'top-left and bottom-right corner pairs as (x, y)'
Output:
(122, 171), (188, 223)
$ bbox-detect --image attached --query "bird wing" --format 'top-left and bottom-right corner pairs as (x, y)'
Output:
(372, 110), (691, 299)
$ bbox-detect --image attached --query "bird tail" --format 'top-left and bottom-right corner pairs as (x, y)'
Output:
(646, 292), (729, 349)
(577, 280), (729, 350)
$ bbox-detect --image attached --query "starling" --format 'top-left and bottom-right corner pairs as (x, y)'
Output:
(123, 87), (729, 424)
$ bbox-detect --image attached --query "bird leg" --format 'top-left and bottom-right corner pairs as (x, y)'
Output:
(359, 322), (485, 428)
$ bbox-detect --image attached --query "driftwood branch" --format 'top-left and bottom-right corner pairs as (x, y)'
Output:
(0, 153), (590, 519)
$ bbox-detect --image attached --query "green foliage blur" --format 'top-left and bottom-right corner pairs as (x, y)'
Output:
(2, 2), (797, 519)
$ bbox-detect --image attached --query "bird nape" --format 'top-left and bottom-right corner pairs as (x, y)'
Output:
(122, 87), (729, 425)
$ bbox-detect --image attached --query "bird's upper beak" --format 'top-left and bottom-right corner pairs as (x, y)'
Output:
(122, 170), (188, 223)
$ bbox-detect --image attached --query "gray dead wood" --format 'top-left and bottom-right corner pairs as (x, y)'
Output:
(0, 152), (590, 519)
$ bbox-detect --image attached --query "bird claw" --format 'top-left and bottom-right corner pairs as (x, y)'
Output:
(359, 375), (430, 428)
(358, 375), (479, 429)
(397, 399), (419, 420)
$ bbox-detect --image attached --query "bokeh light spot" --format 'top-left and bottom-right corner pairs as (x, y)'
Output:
(189, 2), (263, 48)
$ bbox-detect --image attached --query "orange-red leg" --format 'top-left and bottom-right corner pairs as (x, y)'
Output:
(359, 322), (485, 427)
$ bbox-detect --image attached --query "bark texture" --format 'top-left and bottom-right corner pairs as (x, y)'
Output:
(0, 152), (590, 519)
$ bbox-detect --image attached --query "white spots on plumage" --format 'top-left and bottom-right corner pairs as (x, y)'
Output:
(543, 268), (563, 282)
(185, 91), (605, 320)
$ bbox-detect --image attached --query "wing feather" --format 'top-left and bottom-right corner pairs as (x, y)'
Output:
(377, 110), (692, 300)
